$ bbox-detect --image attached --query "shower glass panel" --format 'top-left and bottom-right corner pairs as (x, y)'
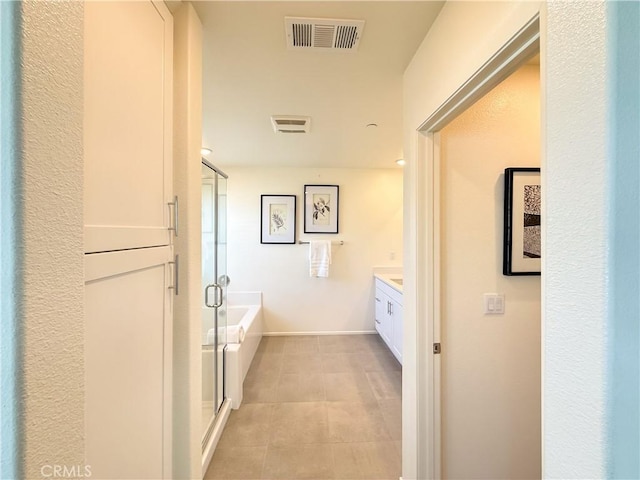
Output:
(201, 161), (228, 446)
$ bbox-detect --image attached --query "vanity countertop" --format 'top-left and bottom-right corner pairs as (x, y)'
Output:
(374, 273), (403, 294)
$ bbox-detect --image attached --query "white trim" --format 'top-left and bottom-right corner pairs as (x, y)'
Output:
(201, 399), (231, 478)
(263, 330), (377, 336)
(418, 16), (540, 134)
(413, 13), (540, 480)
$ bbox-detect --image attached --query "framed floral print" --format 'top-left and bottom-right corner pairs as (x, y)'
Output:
(304, 185), (339, 234)
(260, 195), (296, 244)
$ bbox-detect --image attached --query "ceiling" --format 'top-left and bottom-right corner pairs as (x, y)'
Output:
(192, 1), (445, 169)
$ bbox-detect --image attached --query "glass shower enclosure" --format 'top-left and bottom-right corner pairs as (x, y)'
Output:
(201, 161), (228, 449)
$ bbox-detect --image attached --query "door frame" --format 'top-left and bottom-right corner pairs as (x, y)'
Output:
(409, 14), (540, 479)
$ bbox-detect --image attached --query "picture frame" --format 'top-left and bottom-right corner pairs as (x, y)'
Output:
(304, 185), (339, 234)
(503, 168), (541, 276)
(260, 195), (296, 244)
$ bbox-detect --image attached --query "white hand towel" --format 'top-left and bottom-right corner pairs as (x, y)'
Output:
(309, 240), (332, 277)
(226, 325), (245, 344)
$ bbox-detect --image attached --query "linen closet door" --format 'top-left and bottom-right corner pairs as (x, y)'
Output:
(84, 0), (173, 253)
(83, 1), (174, 478)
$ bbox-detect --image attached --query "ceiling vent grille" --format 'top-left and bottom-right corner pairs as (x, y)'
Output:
(271, 115), (311, 134)
(285, 17), (365, 52)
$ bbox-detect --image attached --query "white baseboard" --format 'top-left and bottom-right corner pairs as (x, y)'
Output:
(263, 330), (377, 336)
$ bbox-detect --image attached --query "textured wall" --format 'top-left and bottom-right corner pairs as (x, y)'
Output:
(440, 65), (541, 480)
(543, 2), (607, 478)
(19, 1), (85, 476)
(223, 166), (403, 334)
(172, 3), (203, 478)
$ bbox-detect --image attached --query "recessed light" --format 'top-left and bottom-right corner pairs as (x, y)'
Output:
(201, 147), (212, 156)
(366, 123), (378, 128)
(396, 159), (406, 166)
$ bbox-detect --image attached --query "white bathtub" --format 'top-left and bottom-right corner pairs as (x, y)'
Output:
(224, 303), (262, 409)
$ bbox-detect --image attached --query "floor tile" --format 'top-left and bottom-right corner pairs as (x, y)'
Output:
(243, 370), (280, 404)
(283, 335), (320, 354)
(204, 445), (266, 479)
(321, 352), (363, 374)
(262, 444), (335, 479)
(366, 370), (402, 400)
(357, 350), (401, 373)
(276, 373), (325, 402)
(269, 401), (331, 446)
(327, 401), (391, 443)
(319, 335), (363, 354)
(218, 403), (274, 448)
(282, 353), (324, 374)
(332, 441), (401, 480)
(257, 336), (286, 354)
(205, 334), (402, 480)
(323, 372), (376, 403)
(377, 397), (402, 441)
(249, 352), (284, 376)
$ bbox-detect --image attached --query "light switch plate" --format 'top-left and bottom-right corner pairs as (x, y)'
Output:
(483, 294), (505, 315)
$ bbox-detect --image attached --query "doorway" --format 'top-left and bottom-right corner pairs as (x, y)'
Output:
(437, 60), (541, 479)
(406, 13), (541, 479)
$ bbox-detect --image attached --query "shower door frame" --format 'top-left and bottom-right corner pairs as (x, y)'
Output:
(201, 159), (229, 451)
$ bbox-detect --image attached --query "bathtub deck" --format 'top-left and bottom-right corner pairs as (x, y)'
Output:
(205, 334), (402, 480)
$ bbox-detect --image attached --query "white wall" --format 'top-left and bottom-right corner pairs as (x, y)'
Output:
(18, 1), (85, 476)
(543, 3), (608, 477)
(172, 3), (203, 478)
(402, 3), (541, 478)
(222, 166), (402, 334)
(439, 65), (540, 479)
(405, 2), (614, 479)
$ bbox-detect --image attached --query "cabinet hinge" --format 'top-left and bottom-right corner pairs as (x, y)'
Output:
(433, 343), (441, 354)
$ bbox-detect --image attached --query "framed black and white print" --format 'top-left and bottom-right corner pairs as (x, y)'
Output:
(503, 168), (541, 276)
(260, 195), (296, 244)
(304, 185), (339, 234)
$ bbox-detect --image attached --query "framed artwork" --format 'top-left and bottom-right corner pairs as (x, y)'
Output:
(304, 185), (339, 234)
(260, 195), (296, 244)
(503, 168), (541, 275)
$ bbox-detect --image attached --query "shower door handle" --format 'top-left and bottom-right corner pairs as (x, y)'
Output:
(205, 284), (216, 308)
(205, 283), (224, 308)
(213, 284), (223, 308)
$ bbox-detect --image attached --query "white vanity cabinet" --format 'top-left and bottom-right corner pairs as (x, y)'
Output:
(374, 278), (403, 364)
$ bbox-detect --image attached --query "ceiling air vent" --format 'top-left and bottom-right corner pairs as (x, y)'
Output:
(285, 17), (365, 52)
(271, 115), (311, 134)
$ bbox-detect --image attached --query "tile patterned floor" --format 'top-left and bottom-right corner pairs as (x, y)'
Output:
(205, 334), (402, 480)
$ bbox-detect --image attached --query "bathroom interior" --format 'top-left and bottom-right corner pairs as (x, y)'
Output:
(79, 1), (541, 479)
(195, 2), (540, 478)
(193, 2), (413, 477)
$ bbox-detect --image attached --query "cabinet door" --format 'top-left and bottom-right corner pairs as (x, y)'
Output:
(391, 302), (403, 364)
(84, 1), (173, 253)
(85, 246), (173, 479)
(374, 287), (386, 335)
